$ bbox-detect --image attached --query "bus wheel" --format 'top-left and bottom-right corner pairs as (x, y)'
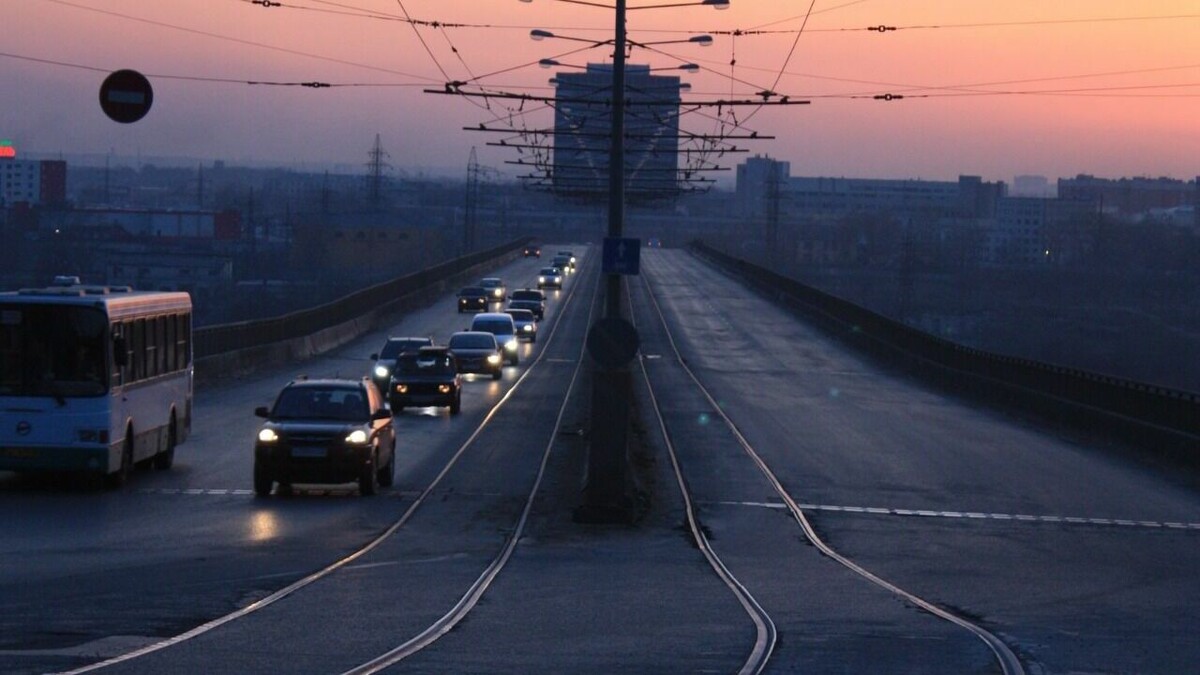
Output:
(106, 434), (133, 489)
(253, 461), (273, 497)
(153, 417), (177, 470)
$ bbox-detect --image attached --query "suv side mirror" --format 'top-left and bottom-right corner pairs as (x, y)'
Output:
(254, 406), (270, 418)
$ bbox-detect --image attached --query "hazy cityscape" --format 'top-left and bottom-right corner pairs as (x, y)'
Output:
(3, 140), (1198, 392)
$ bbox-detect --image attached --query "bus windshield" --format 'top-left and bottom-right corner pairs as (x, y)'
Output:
(0, 304), (109, 397)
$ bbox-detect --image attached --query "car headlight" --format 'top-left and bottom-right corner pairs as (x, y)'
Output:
(523, 324), (533, 332)
(487, 353), (502, 365)
(505, 339), (518, 351)
(538, 276), (545, 283)
(395, 383), (408, 394)
(258, 428), (279, 443)
(345, 429), (369, 445)
(493, 289), (502, 297)
(374, 365), (390, 379)
(438, 384), (452, 394)
(570, 256), (576, 264)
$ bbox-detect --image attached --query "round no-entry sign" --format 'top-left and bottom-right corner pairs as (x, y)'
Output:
(99, 70), (154, 124)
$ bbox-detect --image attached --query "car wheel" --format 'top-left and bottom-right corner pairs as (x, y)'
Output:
(253, 462), (273, 496)
(359, 449), (379, 496)
(153, 416), (177, 470)
(450, 394), (461, 415)
(377, 442), (395, 488)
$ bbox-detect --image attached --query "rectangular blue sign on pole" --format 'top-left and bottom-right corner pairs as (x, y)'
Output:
(602, 237), (641, 275)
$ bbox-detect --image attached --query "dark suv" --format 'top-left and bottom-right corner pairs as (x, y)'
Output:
(389, 347), (462, 414)
(370, 336), (433, 392)
(253, 378), (396, 496)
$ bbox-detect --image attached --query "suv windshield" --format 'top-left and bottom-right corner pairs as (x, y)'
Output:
(379, 339), (430, 359)
(449, 334), (495, 350)
(473, 319), (513, 335)
(396, 353), (455, 375)
(272, 386), (366, 421)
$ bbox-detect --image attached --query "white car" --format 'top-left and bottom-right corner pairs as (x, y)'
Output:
(470, 312), (520, 365)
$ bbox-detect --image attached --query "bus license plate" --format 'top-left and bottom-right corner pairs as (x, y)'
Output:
(291, 446), (326, 459)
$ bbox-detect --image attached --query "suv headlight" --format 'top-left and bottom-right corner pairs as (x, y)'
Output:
(487, 353), (502, 365)
(395, 383), (408, 394)
(538, 276), (545, 283)
(345, 429), (369, 444)
(438, 384), (452, 394)
(374, 365), (390, 379)
(258, 428), (279, 443)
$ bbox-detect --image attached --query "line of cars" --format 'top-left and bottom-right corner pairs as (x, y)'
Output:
(252, 250), (576, 497)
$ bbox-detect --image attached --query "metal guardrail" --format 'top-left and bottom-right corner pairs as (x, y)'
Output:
(195, 239), (529, 358)
(691, 241), (1200, 444)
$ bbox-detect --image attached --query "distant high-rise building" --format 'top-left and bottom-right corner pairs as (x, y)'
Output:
(0, 157), (67, 207)
(1012, 175), (1052, 198)
(552, 63), (682, 198)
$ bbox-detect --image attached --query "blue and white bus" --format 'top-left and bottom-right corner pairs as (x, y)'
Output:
(0, 278), (192, 486)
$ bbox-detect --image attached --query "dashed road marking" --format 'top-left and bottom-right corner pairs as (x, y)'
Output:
(711, 500), (1200, 531)
(136, 488), (422, 498)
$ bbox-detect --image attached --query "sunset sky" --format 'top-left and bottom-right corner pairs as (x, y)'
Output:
(3, 0), (1198, 183)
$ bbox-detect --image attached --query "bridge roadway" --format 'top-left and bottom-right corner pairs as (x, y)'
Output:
(1, 246), (1197, 674)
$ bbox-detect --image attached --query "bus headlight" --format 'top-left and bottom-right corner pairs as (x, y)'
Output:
(487, 354), (502, 365)
(345, 429), (369, 445)
(374, 365), (390, 379)
(258, 428), (280, 443)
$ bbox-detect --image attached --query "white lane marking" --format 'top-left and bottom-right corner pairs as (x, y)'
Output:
(710, 500), (1200, 531)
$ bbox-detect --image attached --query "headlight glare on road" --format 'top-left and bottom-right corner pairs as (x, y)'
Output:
(345, 429), (369, 444)
(374, 365), (389, 379)
(258, 428), (279, 443)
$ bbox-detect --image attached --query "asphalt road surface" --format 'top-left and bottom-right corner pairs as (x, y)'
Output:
(2, 245), (1196, 674)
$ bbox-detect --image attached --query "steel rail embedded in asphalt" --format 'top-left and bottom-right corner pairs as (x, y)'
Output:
(55, 252), (594, 675)
(626, 283), (778, 675)
(635, 256), (1026, 675)
(340, 253), (604, 674)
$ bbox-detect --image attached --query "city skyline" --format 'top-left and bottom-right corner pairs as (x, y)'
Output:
(3, 1), (1198, 183)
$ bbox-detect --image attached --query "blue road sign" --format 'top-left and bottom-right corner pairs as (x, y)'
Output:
(602, 237), (641, 275)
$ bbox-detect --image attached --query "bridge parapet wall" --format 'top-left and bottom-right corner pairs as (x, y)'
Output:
(691, 241), (1199, 465)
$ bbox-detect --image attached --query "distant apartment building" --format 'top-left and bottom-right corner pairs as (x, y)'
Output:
(735, 156), (790, 218)
(40, 207), (242, 240)
(1058, 174), (1197, 215)
(1012, 175), (1053, 197)
(986, 197), (1098, 265)
(0, 158), (67, 206)
(552, 63), (683, 198)
(734, 157), (1006, 219)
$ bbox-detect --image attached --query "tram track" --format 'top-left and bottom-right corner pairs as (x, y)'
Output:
(632, 257), (1026, 675)
(626, 286), (778, 675)
(57, 253), (601, 675)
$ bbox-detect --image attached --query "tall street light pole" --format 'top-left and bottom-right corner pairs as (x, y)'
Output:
(606, 0), (627, 320)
